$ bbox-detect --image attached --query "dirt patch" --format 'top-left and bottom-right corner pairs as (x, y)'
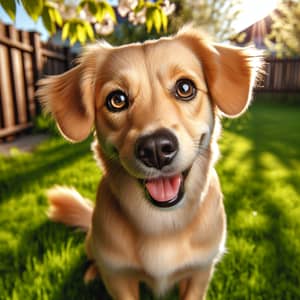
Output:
(0, 134), (49, 155)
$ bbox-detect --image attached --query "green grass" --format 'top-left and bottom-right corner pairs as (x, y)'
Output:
(0, 99), (299, 299)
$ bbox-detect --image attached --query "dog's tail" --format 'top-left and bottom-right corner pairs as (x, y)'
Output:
(47, 186), (93, 231)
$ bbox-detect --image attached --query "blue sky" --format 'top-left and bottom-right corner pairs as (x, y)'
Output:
(0, 0), (278, 41)
(0, 3), (49, 40)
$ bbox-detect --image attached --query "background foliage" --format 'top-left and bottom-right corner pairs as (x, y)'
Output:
(0, 0), (175, 45)
(265, 0), (300, 57)
(0, 0), (247, 45)
(169, 0), (242, 41)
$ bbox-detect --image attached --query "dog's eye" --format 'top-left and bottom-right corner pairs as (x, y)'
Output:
(174, 79), (197, 101)
(106, 90), (129, 112)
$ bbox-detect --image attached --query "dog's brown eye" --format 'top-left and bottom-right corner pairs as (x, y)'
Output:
(174, 79), (197, 101)
(106, 90), (129, 112)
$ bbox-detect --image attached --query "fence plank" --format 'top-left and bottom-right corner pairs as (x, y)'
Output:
(0, 24), (15, 129)
(9, 25), (27, 124)
(30, 31), (43, 86)
(21, 30), (36, 120)
(256, 58), (300, 93)
(41, 48), (66, 61)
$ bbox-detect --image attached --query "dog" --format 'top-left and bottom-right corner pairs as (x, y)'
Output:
(37, 27), (261, 299)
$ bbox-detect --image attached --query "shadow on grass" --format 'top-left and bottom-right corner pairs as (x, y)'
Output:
(0, 137), (93, 204)
(220, 101), (300, 206)
(50, 260), (111, 300)
(212, 102), (300, 298)
(5, 220), (111, 300)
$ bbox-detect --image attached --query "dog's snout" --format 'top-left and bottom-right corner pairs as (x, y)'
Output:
(135, 129), (178, 169)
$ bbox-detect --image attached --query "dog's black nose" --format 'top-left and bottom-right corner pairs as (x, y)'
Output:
(135, 128), (178, 169)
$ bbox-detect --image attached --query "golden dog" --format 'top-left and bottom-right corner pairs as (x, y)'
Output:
(38, 27), (260, 299)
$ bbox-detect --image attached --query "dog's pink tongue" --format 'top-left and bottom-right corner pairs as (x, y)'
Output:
(145, 175), (182, 202)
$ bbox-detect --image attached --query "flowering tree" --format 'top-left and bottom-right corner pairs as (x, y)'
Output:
(170, 0), (242, 42)
(265, 0), (300, 57)
(0, 0), (175, 44)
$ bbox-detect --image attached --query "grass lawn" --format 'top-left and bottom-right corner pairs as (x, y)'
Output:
(0, 99), (299, 299)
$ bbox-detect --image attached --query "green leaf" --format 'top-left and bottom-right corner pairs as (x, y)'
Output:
(135, 0), (145, 13)
(77, 23), (86, 44)
(69, 21), (78, 45)
(94, 1), (116, 23)
(146, 7), (155, 33)
(53, 8), (62, 26)
(84, 21), (94, 41)
(68, 21), (77, 45)
(21, 0), (43, 22)
(133, 0), (145, 13)
(161, 10), (168, 32)
(66, 20), (92, 46)
(48, 6), (55, 22)
(78, 0), (97, 16)
(88, 1), (98, 15)
(44, 0), (62, 27)
(105, 3), (116, 22)
(146, 18), (153, 33)
(0, 0), (16, 21)
(153, 8), (162, 33)
(41, 7), (56, 34)
(96, 1), (106, 22)
(77, 0), (85, 11)
(70, 34), (77, 46)
(61, 22), (70, 41)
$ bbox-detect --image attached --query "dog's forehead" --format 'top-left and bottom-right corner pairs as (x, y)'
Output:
(102, 38), (202, 76)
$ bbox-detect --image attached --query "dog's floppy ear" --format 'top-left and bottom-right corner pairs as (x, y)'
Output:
(37, 47), (102, 142)
(205, 43), (260, 117)
(178, 29), (261, 117)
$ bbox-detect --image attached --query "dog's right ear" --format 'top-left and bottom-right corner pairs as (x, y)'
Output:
(177, 27), (262, 118)
(37, 46), (105, 142)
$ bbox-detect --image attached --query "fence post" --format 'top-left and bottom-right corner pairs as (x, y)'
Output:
(8, 25), (27, 125)
(29, 31), (42, 88)
(29, 31), (43, 115)
(0, 24), (15, 135)
(21, 30), (35, 120)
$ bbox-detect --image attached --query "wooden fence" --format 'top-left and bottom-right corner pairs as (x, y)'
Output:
(256, 57), (300, 93)
(0, 23), (75, 140)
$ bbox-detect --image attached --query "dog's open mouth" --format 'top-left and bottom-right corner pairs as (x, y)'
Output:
(142, 174), (185, 208)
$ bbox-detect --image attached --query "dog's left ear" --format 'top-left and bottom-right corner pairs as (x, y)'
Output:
(178, 30), (262, 117)
(37, 45), (109, 142)
(37, 64), (94, 142)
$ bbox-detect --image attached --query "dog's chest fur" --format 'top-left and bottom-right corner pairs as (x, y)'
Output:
(138, 229), (225, 293)
(92, 171), (226, 294)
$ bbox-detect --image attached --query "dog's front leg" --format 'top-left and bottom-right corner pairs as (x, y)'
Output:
(179, 266), (214, 300)
(101, 272), (139, 300)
